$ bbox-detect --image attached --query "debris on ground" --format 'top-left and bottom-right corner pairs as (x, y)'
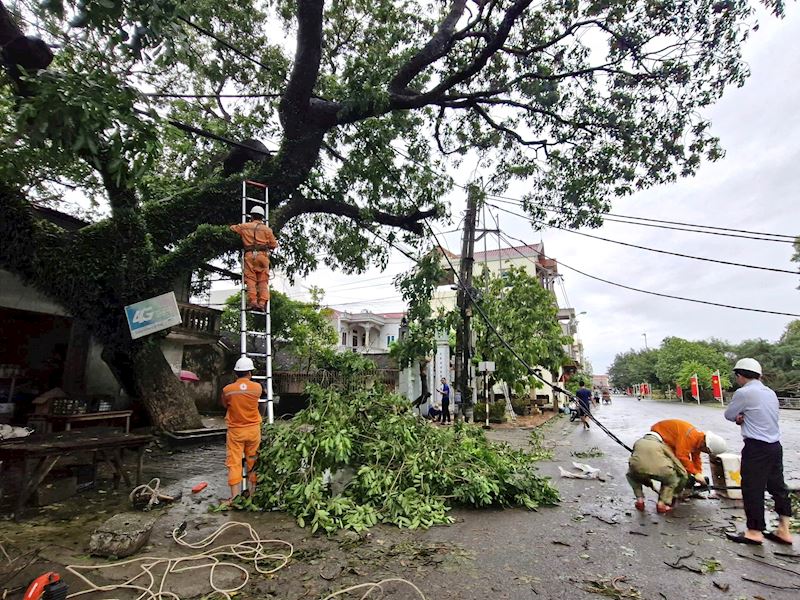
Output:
(251, 386), (559, 532)
(88, 513), (157, 558)
(572, 447), (605, 459)
(581, 575), (642, 598)
(559, 462), (602, 480)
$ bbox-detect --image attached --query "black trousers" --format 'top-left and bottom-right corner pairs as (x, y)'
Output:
(740, 438), (792, 531)
(441, 400), (451, 423)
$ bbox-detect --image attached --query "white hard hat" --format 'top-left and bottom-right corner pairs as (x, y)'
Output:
(234, 356), (255, 372)
(734, 357), (762, 375)
(250, 205), (265, 217)
(704, 431), (727, 455)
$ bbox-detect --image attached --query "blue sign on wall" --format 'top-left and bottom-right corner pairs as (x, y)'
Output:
(124, 292), (182, 340)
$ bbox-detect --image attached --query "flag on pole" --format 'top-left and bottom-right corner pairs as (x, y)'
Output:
(711, 370), (723, 404)
(690, 374), (700, 403)
(676, 384), (683, 400)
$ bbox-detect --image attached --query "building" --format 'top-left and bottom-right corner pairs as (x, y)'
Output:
(0, 206), (222, 423)
(328, 310), (405, 354)
(432, 243), (581, 409)
(592, 374), (610, 390)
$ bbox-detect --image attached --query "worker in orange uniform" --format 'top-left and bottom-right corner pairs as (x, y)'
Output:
(230, 205), (278, 311)
(221, 356), (262, 502)
(627, 419), (727, 514)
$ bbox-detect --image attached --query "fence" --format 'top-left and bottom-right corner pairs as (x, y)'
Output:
(778, 397), (800, 410)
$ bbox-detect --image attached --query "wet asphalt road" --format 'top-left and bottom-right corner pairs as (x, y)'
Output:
(3, 397), (799, 599)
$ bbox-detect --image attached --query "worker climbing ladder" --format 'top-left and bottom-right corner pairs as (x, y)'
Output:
(239, 180), (274, 425)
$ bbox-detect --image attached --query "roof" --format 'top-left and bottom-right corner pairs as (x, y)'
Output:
(452, 243), (545, 263)
(377, 312), (406, 319)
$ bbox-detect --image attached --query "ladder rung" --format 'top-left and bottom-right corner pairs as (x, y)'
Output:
(245, 309), (266, 315)
(251, 376), (270, 380)
(244, 196), (267, 203)
(244, 180), (268, 189)
(245, 331), (269, 336)
(246, 352), (270, 358)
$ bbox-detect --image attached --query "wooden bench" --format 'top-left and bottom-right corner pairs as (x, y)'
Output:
(0, 429), (152, 520)
(45, 410), (133, 433)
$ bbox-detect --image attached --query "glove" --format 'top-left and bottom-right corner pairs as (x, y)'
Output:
(693, 473), (709, 487)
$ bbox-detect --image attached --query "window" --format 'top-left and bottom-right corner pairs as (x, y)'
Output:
(387, 335), (396, 345)
(352, 330), (358, 347)
(341, 331), (347, 346)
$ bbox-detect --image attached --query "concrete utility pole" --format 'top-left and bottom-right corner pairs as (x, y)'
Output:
(455, 186), (479, 421)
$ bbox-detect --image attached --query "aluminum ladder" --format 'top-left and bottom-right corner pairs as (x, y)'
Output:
(239, 180), (274, 424)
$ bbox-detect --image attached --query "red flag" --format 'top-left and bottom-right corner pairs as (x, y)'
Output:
(711, 371), (723, 401)
(676, 384), (683, 399)
(690, 374), (700, 401)
(627, 387), (632, 396)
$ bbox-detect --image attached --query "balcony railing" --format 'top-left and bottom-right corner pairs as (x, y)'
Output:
(174, 302), (221, 338)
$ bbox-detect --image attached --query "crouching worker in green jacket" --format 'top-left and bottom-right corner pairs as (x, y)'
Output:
(626, 431), (689, 515)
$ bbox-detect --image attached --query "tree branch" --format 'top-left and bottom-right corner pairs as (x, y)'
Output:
(281, 0), (325, 132)
(273, 190), (439, 236)
(155, 224), (240, 285)
(388, 0), (469, 94)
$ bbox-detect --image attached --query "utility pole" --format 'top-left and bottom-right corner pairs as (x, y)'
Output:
(642, 333), (649, 350)
(455, 186), (479, 422)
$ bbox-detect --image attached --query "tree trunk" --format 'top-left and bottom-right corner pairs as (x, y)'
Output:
(418, 359), (430, 403)
(102, 337), (203, 432)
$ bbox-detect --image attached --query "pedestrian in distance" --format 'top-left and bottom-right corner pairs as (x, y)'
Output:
(575, 381), (592, 429)
(724, 358), (794, 546)
(230, 205), (278, 311)
(220, 356), (263, 504)
(627, 419), (726, 514)
(437, 377), (451, 424)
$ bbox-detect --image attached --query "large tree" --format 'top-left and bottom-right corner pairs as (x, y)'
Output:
(0, 0), (780, 429)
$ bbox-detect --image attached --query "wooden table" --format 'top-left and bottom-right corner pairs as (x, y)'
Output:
(45, 410), (133, 433)
(0, 429), (152, 519)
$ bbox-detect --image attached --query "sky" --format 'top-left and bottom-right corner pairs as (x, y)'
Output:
(212, 8), (800, 374)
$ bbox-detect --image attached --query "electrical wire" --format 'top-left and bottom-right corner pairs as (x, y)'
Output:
(424, 222), (634, 454)
(497, 229), (800, 318)
(486, 201), (799, 275)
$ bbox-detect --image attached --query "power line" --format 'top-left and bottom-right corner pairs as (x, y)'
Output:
(487, 201), (799, 275)
(145, 92), (281, 99)
(387, 146), (798, 243)
(176, 16), (274, 71)
(497, 230), (800, 318)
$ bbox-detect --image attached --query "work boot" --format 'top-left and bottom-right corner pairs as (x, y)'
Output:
(247, 302), (262, 312)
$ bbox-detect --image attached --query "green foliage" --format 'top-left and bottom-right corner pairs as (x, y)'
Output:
(220, 290), (336, 366)
(473, 266), (569, 395)
(655, 337), (731, 388)
(253, 386), (559, 533)
(565, 371), (593, 395)
(572, 447), (604, 459)
(528, 429), (554, 461)
(730, 320), (800, 396)
(473, 400), (507, 424)
(390, 250), (449, 369)
(608, 349), (660, 390)
(676, 360), (715, 391)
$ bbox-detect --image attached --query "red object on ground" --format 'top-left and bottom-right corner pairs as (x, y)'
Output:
(676, 384), (683, 399)
(192, 482), (208, 493)
(179, 370), (200, 382)
(23, 572), (65, 600)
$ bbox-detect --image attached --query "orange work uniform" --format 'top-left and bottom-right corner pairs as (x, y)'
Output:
(650, 419), (706, 476)
(230, 220), (278, 307)
(221, 377), (263, 487)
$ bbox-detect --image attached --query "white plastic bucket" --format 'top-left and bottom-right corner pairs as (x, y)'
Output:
(711, 452), (742, 499)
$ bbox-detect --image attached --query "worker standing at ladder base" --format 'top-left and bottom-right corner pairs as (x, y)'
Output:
(230, 205), (278, 311)
(221, 357), (262, 502)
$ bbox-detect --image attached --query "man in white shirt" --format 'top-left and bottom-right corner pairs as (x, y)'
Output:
(723, 358), (793, 546)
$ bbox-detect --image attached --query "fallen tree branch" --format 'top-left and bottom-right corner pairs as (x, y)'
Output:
(741, 575), (800, 590)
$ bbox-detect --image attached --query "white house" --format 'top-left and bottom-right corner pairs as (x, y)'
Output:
(328, 310), (404, 354)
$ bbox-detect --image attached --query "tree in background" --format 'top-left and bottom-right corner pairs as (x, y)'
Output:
(655, 337), (731, 389)
(0, 1), (782, 428)
(608, 348), (660, 390)
(732, 320), (800, 397)
(473, 265), (568, 396)
(220, 290), (336, 371)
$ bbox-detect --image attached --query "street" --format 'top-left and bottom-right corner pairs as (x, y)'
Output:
(1, 397), (799, 599)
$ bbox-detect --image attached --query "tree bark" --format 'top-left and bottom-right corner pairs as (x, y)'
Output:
(102, 336), (203, 432)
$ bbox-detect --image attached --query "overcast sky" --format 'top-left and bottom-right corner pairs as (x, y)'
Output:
(218, 8), (800, 374)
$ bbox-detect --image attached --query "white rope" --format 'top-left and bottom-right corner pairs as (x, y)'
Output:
(65, 521), (292, 600)
(64, 521), (425, 600)
(128, 478), (163, 511)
